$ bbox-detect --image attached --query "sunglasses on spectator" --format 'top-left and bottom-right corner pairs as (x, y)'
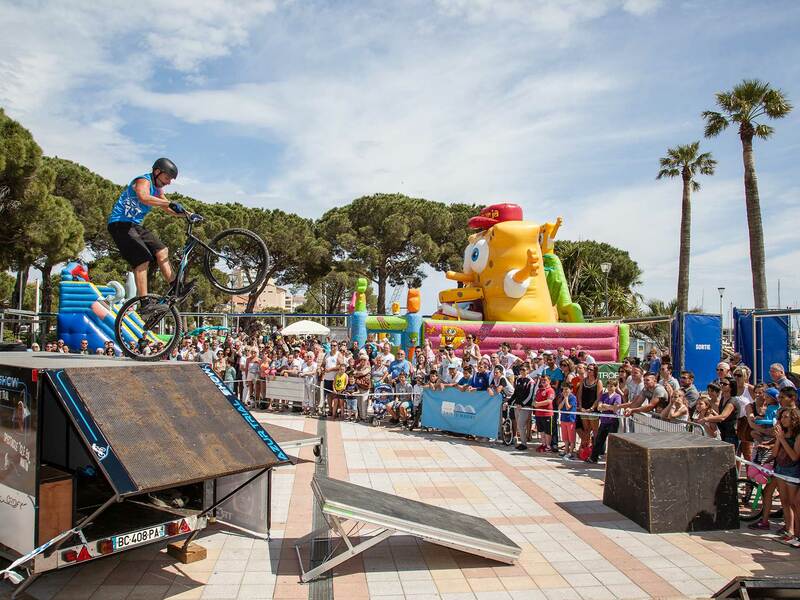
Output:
(720, 382), (730, 387)
(716, 368), (726, 371)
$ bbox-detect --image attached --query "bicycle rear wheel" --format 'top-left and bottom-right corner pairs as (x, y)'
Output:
(501, 417), (514, 446)
(114, 295), (182, 361)
(203, 228), (269, 295)
(737, 478), (763, 521)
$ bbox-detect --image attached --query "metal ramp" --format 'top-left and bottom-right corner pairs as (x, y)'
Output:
(45, 360), (290, 496)
(296, 475), (521, 582)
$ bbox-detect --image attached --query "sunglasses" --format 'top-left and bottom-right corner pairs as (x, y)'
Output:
(720, 382), (730, 387)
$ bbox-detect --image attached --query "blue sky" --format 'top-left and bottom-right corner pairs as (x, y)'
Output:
(1, 0), (799, 319)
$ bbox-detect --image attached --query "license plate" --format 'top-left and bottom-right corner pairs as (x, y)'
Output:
(112, 525), (166, 550)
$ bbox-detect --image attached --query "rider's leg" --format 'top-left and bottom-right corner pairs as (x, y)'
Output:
(154, 248), (174, 285)
(133, 262), (149, 297)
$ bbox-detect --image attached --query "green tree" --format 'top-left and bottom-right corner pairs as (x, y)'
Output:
(0, 108), (43, 265)
(555, 240), (643, 318)
(656, 142), (716, 313)
(297, 270), (378, 315)
(702, 79), (792, 308)
(30, 190), (85, 342)
(43, 156), (121, 255)
(319, 194), (471, 314)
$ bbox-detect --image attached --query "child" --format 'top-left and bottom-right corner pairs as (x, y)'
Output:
(773, 407), (800, 547)
(692, 394), (720, 439)
(343, 367), (358, 421)
(457, 365), (474, 391)
(388, 371), (414, 423)
(558, 384), (578, 460)
(534, 374), (555, 453)
(587, 379), (622, 464)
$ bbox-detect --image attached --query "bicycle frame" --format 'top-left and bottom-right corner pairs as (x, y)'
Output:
(172, 218), (222, 292)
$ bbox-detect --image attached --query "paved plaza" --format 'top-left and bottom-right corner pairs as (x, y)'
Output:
(3, 412), (798, 600)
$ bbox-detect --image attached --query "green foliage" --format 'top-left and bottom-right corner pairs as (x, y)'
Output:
(555, 240), (642, 318)
(702, 79), (793, 139)
(297, 270), (377, 315)
(0, 108), (43, 267)
(656, 142), (716, 192)
(319, 194), (473, 313)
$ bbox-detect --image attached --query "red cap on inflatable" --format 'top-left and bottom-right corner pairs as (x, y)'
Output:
(468, 203), (523, 230)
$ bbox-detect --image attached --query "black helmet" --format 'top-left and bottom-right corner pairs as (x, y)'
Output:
(152, 157), (178, 178)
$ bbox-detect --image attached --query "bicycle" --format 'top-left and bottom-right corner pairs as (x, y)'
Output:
(737, 464), (783, 522)
(114, 207), (269, 361)
(499, 401), (514, 446)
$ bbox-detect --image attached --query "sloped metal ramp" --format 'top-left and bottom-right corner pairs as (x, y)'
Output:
(296, 475), (521, 582)
(46, 361), (289, 496)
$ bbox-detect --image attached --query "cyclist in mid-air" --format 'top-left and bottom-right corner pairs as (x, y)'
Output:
(107, 158), (189, 313)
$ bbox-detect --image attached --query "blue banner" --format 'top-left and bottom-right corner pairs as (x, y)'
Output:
(421, 388), (501, 438)
(734, 309), (790, 384)
(683, 313), (722, 390)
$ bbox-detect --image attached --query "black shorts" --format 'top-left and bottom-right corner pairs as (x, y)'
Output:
(535, 416), (553, 433)
(108, 221), (166, 267)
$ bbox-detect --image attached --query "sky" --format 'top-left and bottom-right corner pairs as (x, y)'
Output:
(1, 0), (799, 323)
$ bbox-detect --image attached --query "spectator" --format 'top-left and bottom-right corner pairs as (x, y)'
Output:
(490, 365), (514, 400)
(576, 349), (595, 365)
(387, 371), (413, 423)
(426, 370), (443, 391)
(30, 343), (40, 352)
(558, 384), (579, 460)
(510, 364), (535, 450)
(471, 361), (491, 391)
(734, 366), (755, 460)
(105, 346), (116, 357)
(196, 341), (215, 364)
(244, 348), (261, 407)
(388, 349), (412, 384)
(456, 365), (475, 391)
(661, 389), (689, 422)
(442, 363), (462, 387)
(771, 363), (796, 390)
(322, 344), (344, 418)
(644, 348), (661, 374)
(624, 365), (645, 408)
(444, 345), (462, 370)
(353, 351), (372, 422)
(377, 342), (395, 367)
(773, 407), (800, 547)
(713, 361), (731, 386)
(679, 371), (700, 409)
(533, 374), (555, 453)
(299, 354), (319, 416)
(699, 377), (739, 448)
(692, 395), (719, 438)
(659, 363), (680, 399)
(577, 363), (603, 448)
(587, 379), (623, 464)
(463, 334), (481, 368)
(76, 339), (90, 355)
(706, 382), (721, 411)
(371, 357), (388, 387)
(223, 358), (236, 392)
(625, 373), (668, 416)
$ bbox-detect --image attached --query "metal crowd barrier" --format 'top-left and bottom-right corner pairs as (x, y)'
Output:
(626, 413), (706, 436)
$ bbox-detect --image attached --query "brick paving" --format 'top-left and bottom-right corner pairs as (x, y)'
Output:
(3, 412), (798, 600)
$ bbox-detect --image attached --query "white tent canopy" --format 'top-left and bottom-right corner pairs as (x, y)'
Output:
(280, 319), (330, 337)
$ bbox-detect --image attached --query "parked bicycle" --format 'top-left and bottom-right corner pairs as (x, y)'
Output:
(114, 208), (269, 361)
(499, 401), (514, 446)
(737, 463), (782, 522)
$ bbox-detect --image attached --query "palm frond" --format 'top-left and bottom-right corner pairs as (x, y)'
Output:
(656, 167), (680, 179)
(754, 123), (775, 139)
(691, 181), (701, 192)
(702, 111), (728, 137)
(763, 89), (793, 118)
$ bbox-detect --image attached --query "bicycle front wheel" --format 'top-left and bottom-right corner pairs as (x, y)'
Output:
(114, 295), (182, 361)
(737, 478), (763, 521)
(203, 228), (270, 295)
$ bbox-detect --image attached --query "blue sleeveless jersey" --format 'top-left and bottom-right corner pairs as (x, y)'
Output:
(108, 173), (161, 224)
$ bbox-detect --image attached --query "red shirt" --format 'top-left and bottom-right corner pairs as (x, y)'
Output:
(534, 386), (555, 417)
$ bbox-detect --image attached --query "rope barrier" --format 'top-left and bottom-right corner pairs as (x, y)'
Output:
(735, 455), (800, 485)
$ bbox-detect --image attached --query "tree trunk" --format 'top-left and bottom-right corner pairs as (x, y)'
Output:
(40, 263), (54, 346)
(12, 265), (29, 337)
(740, 129), (768, 309)
(376, 268), (387, 315)
(676, 171), (692, 313)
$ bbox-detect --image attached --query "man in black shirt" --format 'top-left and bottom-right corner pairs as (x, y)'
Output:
(510, 365), (536, 450)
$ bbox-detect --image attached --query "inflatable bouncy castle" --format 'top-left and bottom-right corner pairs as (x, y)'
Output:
(57, 262), (158, 353)
(350, 204), (629, 361)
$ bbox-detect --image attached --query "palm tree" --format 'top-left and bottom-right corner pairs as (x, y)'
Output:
(702, 79), (792, 309)
(656, 142), (716, 314)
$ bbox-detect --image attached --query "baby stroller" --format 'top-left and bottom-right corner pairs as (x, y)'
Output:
(370, 383), (393, 426)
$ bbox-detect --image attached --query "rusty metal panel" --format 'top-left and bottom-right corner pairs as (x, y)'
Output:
(63, 364), (282, 493)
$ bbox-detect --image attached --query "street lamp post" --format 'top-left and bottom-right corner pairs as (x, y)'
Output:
(717, 287), (725, 344)
(600, 262), (612, 317)
(195, 300), (203, 329)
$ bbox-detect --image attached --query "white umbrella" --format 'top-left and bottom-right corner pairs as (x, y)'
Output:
(280, 319), (330, 336)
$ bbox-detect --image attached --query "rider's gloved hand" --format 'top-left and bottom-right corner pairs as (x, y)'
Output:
(169, 202), (186, 214)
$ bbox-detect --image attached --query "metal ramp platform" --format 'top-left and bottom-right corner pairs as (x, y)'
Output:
(296, 475), (521, 582)
(46, 360), (289, 495)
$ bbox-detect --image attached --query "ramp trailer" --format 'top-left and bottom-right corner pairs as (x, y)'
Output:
(0, 353), (298, 596)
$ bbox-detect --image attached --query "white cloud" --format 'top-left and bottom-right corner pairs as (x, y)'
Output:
(0, 0), (277, 181)
(434, 0), (660, 30)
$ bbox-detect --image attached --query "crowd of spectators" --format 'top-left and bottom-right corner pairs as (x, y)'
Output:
(26, 330), (800, 546)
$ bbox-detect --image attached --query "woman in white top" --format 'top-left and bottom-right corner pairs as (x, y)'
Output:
(734, 365), (755, 461)
(299, 354), (319, 415)
(463, 334), (481, 368)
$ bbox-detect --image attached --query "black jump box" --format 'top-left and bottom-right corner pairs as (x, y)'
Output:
(603, 432), (739, 533)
